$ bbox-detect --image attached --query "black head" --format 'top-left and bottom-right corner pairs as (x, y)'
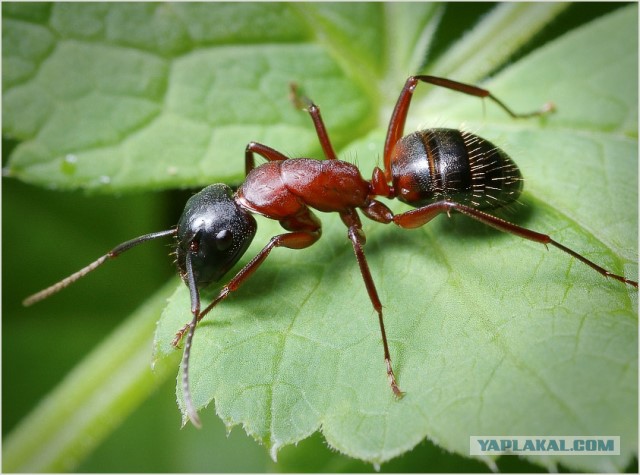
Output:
(176, 184), (257, 288)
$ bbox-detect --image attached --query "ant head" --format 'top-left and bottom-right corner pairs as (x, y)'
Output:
(176, 184), (257, 288)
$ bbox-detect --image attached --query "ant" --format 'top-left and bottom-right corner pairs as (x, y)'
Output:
(24, 75), (638, 428)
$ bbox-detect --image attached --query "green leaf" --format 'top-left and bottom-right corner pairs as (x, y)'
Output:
(3, 3), (370, 191)
(4, 3), (637, 472)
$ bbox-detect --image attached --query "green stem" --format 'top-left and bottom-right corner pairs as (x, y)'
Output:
(3, 280), (181, 473)
(428, 3), (569, 81)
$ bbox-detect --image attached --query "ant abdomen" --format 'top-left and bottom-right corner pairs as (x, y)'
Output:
(390, 128), (523, 210)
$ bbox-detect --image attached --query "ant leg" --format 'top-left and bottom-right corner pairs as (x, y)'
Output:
(393, 201), (638, 288)
(412, 76), (554, 119)
(383, 75), (554, 180)
(245, 83), (340, 174)
(172, 209), (322, 346)
(341, 209), (404, 397)
(171, 226), (321, 346)
(290, 83), (339, 161)
(173, 213), (321, 426)
(245, 141), (289, 175)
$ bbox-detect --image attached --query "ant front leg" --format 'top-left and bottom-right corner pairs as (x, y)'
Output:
(173, 214), (322, 426)
(245, 142), (289, 175)
(340, 208), (404, 397)
(172, 227), (321, 346)
(392, 201), (638, 288)
(383, 75), (555, 180)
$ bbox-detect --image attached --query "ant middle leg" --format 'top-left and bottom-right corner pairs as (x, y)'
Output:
(246, 81), (339, 174)
(392, 200), (638, 288)
(290, 83), (339, 161)
(340, 208), (404, 397)
(383, 75), (555, 179)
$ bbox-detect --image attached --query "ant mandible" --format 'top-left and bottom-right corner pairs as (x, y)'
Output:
(24, 75), (638, 428)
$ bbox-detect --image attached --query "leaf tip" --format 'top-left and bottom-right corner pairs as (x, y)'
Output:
(269, 444), (280, 463)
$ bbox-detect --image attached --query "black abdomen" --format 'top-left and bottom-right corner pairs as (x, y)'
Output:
(390, 128), (522, 209)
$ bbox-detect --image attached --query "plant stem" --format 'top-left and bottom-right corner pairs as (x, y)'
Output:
(3, 280), (181, 473)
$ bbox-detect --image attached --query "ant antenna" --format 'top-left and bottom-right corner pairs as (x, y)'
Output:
(23, 229), (177, 306)
(181, 244), (203, 427)
(181, 312), (202, 428)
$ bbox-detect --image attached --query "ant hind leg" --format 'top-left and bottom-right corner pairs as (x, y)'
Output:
(392, 200), (638, 288)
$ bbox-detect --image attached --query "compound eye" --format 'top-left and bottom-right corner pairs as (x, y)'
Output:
(215, 229), (233, 251)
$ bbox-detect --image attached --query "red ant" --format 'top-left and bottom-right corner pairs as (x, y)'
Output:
(24, 75), (638, 427)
